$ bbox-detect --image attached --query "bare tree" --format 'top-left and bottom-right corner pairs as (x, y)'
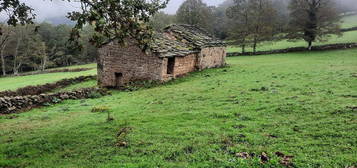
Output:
(12, 30), (23, 75)
(287, 0), (341, 50)
(227, 0), (277, 53)
(0, 25), (13, 76)
(227, 0), (250, 53)
(12, 25), (32, 75)
(37, 42), (47, 71)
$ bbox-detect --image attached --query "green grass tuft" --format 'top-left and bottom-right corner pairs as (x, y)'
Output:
(91, 106), (110, 113)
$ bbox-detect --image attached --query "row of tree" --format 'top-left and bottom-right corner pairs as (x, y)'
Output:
(0, 23), (97, 76)
(151, 0), (344, 53)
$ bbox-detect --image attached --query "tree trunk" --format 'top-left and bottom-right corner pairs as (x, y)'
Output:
(253, 38), (257, 54)
(1, 51), (5, 76)
(41, 54), (47, 71)
(13, 38), (21, 75)
(307, 41), (313, 50)
(242, 44), (245, 54)
(0, 33), (10, 76)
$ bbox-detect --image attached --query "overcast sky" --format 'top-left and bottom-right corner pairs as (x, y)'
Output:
(20, 0), (222, 21)
(17, 0), (357, 22)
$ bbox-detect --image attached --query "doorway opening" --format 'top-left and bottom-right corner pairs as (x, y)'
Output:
(115, 72), (123, 86)
(167, 57), (175, 74)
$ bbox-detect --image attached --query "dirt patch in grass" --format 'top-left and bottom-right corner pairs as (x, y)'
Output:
(116, 127), (133, 147)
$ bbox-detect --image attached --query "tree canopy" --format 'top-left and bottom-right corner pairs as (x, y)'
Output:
(287, 0), (341, 49)
(0, 0), (35, 27)
(227, 0), (277, 53)
(67, 0), (169, 49)
(0, 0), (169, 48)
(176, 0), (213, 32)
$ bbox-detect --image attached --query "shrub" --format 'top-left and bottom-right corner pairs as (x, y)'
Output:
(88, 91), (103, 99)
(91, 106), (110, 113)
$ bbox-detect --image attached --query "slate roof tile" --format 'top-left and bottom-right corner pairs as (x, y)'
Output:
(150, 24), (225, 58)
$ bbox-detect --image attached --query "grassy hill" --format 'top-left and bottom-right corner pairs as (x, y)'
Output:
(341, 15), (357, 29)
(228, 15), (357, 53)
(0, 64), (97, 91)
(227, 30), (357, 53)
(1, 49), (356, 167)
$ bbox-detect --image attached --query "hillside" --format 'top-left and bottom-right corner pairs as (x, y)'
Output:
(228, 15), (357, 53)
(0, 64), (97, 91)
(341, 14), (357, 29)
(1, 49), (356, 167)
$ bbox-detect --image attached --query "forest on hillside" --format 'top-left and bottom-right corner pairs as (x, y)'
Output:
(0, 23), (97, 76)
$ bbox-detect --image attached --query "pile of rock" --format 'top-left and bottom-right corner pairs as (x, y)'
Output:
(227, 43), (357, 57)
(0, 88), (109, 114)
(0, 75), (96, 97)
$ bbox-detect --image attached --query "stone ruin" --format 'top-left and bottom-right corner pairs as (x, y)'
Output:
(98, 24), (227, 88)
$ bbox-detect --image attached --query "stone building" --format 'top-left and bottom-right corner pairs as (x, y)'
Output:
(98, 24), (226, 88)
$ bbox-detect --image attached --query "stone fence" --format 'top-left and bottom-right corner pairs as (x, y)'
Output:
(1, 67), (94, 78)
(0, 75), (96, 97)
(0, 88), (109, 114)
(341, 27), (357, 32)
(340, 11), (357, 17)
(227, 43), (357, 57)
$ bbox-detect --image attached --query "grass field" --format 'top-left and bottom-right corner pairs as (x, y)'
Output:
(50, 63), (97, 71)
(342, 15), (357, 29)
(227, 30), (357, 53)
(0, 64), (97, 91)
(228, 15), (357, 53)
(1, 49), (356, 167)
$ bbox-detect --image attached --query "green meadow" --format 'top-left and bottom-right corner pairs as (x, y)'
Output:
(227, 15), (357, 53)
(341, 15), (357, 29)
(227, 30), (357, 53)
(0, 64), (97, 91)
(1, 49), (356, 167)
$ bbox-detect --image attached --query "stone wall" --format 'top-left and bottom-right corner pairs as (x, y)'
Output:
(341, 27), (357, 32)
(0, 75), (96, 97)
(198, 47), (226, 70)
(98, 40), (164, 87)
(172, 54), (197, 77)
(227, 43), (357, 57)
(0, 88), (109, 114)
(1, 68), (94, 78)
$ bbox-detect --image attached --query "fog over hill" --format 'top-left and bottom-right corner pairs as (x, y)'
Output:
(20, 0), (221, 23)
(14, 0), (357, 24)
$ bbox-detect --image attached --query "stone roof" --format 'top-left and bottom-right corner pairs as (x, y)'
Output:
(150, 24), (225, 58)
(150, 33), (197, 58)
(164, 24), (225, 48)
